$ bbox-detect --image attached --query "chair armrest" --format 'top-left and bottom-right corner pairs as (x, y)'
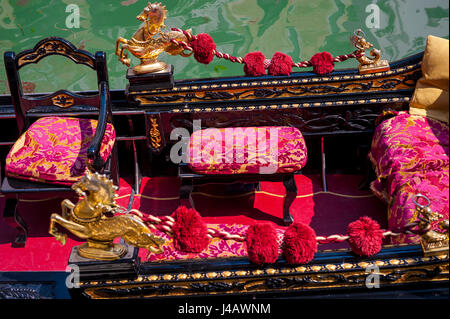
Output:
(87, 81), (111, 168)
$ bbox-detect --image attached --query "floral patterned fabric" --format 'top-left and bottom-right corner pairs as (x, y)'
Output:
(144, 224), (285, 261)
(387, 169), (449, 244)
(369, 112), (449, 180)
(5, 116), (115, 185)
(187, 126), (307, 175)
(369, 112), (449, 244)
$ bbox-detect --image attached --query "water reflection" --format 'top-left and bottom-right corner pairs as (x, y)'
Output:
(0, 0), (448, 94)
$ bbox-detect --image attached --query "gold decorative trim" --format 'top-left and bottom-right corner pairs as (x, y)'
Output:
(52, 93), (74, 108)
(166, 96), (410, 114)
(17, 40), (95, 69)
(149, 117), (162, 149)
(134, 63), (420, 95)
(81, 256), (449, 298)
(79, 253), (449, 288)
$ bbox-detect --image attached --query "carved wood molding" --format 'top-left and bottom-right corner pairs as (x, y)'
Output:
(166, 104), (408, 135)
(16, 38), (95, 69)
(80, 254), (449, 299)
(130, 66), (421, 106)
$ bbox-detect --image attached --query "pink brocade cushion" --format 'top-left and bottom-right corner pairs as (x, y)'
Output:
(5, 116), (116, 185)
(369, 112), (449, 180)
(387, 170), (449, 244)
(187, 126), (307, 175)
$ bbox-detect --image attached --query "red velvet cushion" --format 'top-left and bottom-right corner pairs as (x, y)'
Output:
(5, 116), (115, 185)
(187, 126), (307, 175)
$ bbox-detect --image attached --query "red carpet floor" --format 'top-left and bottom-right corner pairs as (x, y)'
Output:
(0, 174), (387, 271)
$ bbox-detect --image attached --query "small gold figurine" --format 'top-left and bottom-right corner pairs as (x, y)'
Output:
(351, 29), (390, 74)
(49, 171), (165, 261)
(412, 194), (449, 256)
(115, 2), (193, 74)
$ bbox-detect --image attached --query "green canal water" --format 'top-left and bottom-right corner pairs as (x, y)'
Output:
(0, 0), (448, 94)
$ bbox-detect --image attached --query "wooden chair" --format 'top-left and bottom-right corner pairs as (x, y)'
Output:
(1, 37), (118, 247)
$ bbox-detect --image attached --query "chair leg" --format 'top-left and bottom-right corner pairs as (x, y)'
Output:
(180, 177), (195, 209)
(3, 197), (28, 247)
(132, 140), (141, 194)
(282, 175), (297, 225)
(111, 144), (120, 188)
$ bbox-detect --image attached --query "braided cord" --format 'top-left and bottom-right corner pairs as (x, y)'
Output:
(170, 28), (363, 69)
(117, 207), (423, 245)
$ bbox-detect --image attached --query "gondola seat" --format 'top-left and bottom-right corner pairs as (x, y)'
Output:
(386, 169), (448, 244)
(5, 116), (116, 185)
(370, 113), (449, 244)
(369, 112), (449, 185)
(1, 37), (118, 247)
(180, 126), (308, 225)
(187, 126), (307, 175)
(369, 35), (449, 244)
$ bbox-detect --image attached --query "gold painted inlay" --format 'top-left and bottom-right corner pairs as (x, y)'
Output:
(342, 263), (353, 269)
(296, 266), (307, 272)
(389, 259), (401, 265)
(326, 264), (337, 271)
(311, 266), (322, 272)
(358, 262), (369, 268)
(52, 93), (74, 108)
(266, 269), (276, 275)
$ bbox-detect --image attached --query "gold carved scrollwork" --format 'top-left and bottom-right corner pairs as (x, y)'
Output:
(149, 117), (162, 150)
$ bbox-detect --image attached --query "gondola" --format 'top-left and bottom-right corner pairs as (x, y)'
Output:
(0, 3), (448, 301)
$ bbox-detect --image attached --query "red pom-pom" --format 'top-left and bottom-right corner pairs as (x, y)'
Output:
(246, 223), (279, 265)
(243, 51), (266, 76)
(309, 51), (335, 75)
(171, 206), (210, 253)
(191, 33), (216, 64)
(347, 216), (383, 257)
(267, 52), (293, 76)
(282, 223), (317, 264)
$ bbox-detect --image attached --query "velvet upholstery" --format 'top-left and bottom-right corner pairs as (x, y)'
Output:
(369, 112), (449, 244)
(5, 116), (116, 185)
(370, 112), (449, 184)
(187, 126), (307, 175)
(387, 169), (449, 244)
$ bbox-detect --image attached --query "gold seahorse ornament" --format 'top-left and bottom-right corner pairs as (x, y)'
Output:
(115, 2), (193, 74)
(49, 170), (165, 260)
(350, 29), (390, 74)
(412, 194), (449, 256)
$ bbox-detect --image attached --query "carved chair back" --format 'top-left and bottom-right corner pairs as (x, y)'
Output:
(3, 37), (112, 134)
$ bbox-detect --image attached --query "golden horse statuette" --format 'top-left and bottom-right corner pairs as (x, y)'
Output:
(350, 29), (390, 74)
(115, 2), (193, 74)
(49, 170), (165, 261)
(412, 194), (449, 256)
